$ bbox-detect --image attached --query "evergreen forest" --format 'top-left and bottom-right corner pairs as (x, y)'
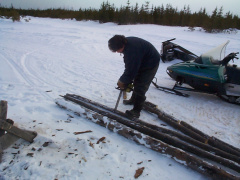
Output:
(0, 1), (239, 33)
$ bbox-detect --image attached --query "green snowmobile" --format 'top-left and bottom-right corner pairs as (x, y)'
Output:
(156, 41), (240, 104)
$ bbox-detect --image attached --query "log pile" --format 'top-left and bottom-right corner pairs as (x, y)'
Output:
(143, 101), (240, 157)
(56, 94), (240, 179)
(0, 100), (37, 162)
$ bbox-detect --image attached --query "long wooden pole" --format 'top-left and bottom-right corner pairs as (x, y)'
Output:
(64, 94), (240, 164)
(143, 101), (240, 157)
(60, 94), (240, 173)
(56, 100), (239, 180)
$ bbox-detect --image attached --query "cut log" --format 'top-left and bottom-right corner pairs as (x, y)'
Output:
(0, 119), (37, 143)
(143, 101), (240, 157)
(133, 118), (240, 164)
(66, 94), (206, 142)
(56, 100), (239, 180)
(59, 95), (240, 173)
(63, 94), (240, 164)
(0, 133), (20, 153)
(180, 120), (240, 156)
(0, 101), (7, 120)
(0, 118), (20, 153)
(0, 100), (37, 163)
(73, 130), (92, 135)
(0, 132), (20, 163)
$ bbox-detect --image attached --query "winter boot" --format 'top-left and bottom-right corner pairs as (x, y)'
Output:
(125, 94), (146, 118)
(125, 109), (140, 118)
(123, 99), (134, 105)
(123, 92), (136, 105)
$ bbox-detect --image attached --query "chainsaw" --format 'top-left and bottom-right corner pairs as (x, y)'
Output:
(114, 83), (133, 111)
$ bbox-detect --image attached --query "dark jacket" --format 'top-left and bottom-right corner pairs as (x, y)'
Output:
(119, 37), (160, 84)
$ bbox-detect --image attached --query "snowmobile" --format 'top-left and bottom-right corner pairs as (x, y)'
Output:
(160, 38), (198, 62)
(154, 40), (240, 105)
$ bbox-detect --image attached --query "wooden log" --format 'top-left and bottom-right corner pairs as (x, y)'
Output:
(0, 101), (8, 137)
(73, 130), (92, 135)
(60, 95), (240, 173)
(0, 118), (19, 153)
(62, 94), (240, 163)
(143, 101), (240, 157)
(180, 120), (240, 154)
(0, 133), (19, 163)
(0, 101), (7, 120)
(0, 133), (20, 153)
(0, 126), (38, 153)
(56, 100), (239, 180)
(133, 119), (240, 164)
(0, 119), (37, 143)
(64, 94), (240, 164)
(143, 102), (207, 142)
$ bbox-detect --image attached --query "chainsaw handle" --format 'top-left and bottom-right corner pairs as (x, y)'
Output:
(116, 83), (134, 92)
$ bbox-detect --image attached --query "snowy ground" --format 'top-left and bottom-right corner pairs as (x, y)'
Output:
(0, 16), (239, 180)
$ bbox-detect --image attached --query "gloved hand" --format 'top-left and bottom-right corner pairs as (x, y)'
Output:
(125, 83), (134, 93)
(117, 80), (125, 90)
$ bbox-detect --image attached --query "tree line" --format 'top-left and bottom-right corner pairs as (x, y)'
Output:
(0, 1), (239, 33)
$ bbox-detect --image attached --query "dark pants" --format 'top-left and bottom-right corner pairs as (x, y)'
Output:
(131, 63), (159, 112)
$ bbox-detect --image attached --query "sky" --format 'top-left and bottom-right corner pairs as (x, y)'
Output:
(0, 0), (239, 16)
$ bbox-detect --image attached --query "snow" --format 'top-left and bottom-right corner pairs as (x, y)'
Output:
(0, 16), (239, 180)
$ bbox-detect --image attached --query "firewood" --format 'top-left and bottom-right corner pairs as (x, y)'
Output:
(134, 167), (144, 179)
(73, 130), (92, 135)
(56, 98), (240, 179)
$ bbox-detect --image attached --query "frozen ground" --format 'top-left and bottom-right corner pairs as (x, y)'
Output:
(0, 16), (239, 180)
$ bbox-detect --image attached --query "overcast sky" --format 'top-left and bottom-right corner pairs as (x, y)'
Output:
(1, 0), (239, 16)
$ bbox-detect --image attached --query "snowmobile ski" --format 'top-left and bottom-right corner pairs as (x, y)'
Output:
(152, 78), (189, 97)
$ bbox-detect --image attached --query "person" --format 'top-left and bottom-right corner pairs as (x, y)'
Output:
(108, 35), (160, 118)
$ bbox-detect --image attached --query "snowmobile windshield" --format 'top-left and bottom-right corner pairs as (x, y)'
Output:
(202, 41), (229, 61)
(193, 56), (216, 65)
(194, 41), (230, 65)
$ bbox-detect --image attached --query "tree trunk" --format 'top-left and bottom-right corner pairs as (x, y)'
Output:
(0, 119), (37, 143)
(56, 99), (239, 180)
(63, 94), (240, 164)
(143, 101), (240, 157)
